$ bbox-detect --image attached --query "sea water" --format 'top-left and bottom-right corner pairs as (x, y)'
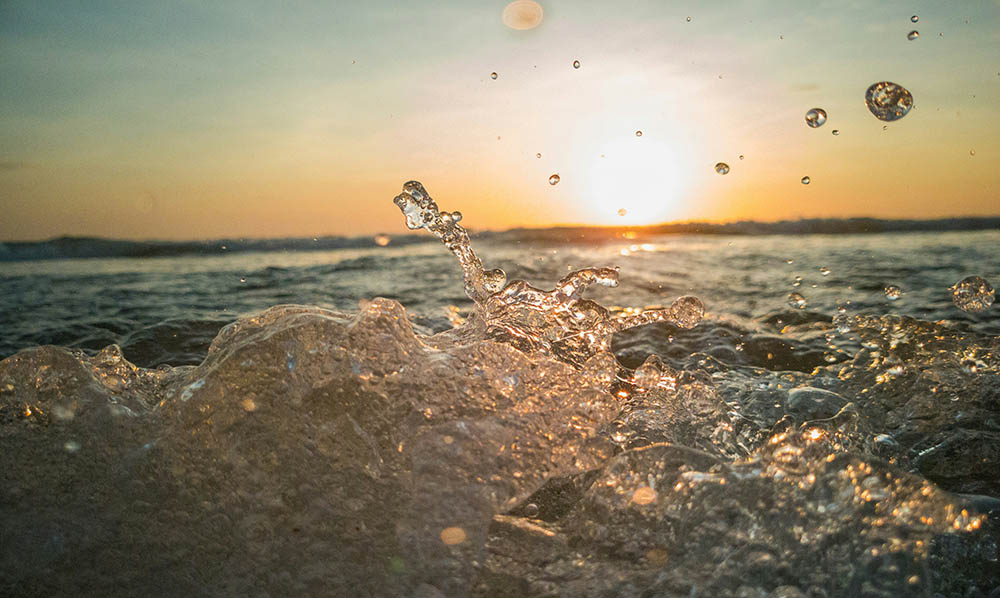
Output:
(1, 183), (998, 597)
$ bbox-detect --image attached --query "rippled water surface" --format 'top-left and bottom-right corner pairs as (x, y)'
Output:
(1, 224), (998, 597)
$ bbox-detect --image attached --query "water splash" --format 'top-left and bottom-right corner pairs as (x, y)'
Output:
(393, 181), (704, 365)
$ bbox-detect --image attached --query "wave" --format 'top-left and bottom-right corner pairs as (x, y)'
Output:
(2, 217), (997, 262)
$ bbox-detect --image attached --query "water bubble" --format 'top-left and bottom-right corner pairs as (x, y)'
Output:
(635, 130), (643, 137)
(911, 15), (919, 23)
(548, 174), (560, 185)
(801, 176), (811, 185)
(950, 276), (995, 312)
(617, 208), (627, 217)
(490, 72), (498, 80)
(374, 234), (391, 246)
(715, 162), (730, 175)
(573, 60), (580, 69)
(819, 266), (831, 277)
(804, 108), (827, 128)
(907, 30), (919, 40)
(64, 440), (81, 453)
(884, 285), (902, 300)
(865, 82), (914, 122)
(787, 292), (807, 309)
(832, 129), (840, 136)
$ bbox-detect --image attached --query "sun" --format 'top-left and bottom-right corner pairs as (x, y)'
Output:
(578, 136), (692, 226)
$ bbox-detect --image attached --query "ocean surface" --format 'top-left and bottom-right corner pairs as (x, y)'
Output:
(1, 218), (999, 596)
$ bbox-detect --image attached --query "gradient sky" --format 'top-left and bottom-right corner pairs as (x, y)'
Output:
(1, 0), (998, 240)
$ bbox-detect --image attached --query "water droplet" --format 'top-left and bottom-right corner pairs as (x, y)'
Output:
(617, 208), (627, 217)
(950, 276), (995, 312)
(970, 149), (975, 156)
(239, 277), (246, 283)
(801, 176), (811, 185)
(374, 234), (391, 246)
(548, 173), (560, 185)
(502, 0), (544, 30)
(804, 108), (827, 128)
(785, 259), (794, 264)
(632, 486), (658, 504)
(907, 30), (919, 40)
(490, 71), (498, 80)
(738, 154), (744, 160)
(865, 81), (914, 121)
(787, 292), (807, 309)
(686, 16), (691, 22)
(523, 503), (540, 517)
(832, 129), (840, 136)
(792, 276), (802, 287)
(536, 152), (541, 158)
(883, 285), (902, 300)
(911, 15), (919, 23)
(573, 60), (580, 69)
(715, 162), (730, 175)
(635, 130), (643, 137)
(960, 358), (979, 374)
(779, 34), (784, 40)
(819, 266), (831, 277)
(64, 440), (81, 453)
(482, 269), (507, 293)
(440, 526), (467, 545)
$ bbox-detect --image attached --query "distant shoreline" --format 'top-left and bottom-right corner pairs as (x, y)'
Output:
(1, 216), (998, 262)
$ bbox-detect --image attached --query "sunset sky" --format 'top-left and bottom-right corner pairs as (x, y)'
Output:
(1, 0), (998, 241)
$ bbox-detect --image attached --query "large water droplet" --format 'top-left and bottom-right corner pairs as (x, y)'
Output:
(884, 285), (902, 300)
(865, 82), (914, 122)
(502, 0), (544, 30)
(573, 60), (581, 69)
(801, 176), (811, 185)
(715, 162), (730, 175)
(805, 108), (827, 128)
(490, 71), (498, 80)
(907, 30), (919, 40)
(787, 292), (807, 309)
(548, 174), (560, 185)
(950, 276), (995, 312)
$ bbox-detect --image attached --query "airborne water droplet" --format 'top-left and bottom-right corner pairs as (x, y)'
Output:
(715, 162), (730, 175)
(819, 266), (830, 277)
(788, 292), (807, 309)
(907, 30), (919, 40)
(686, 16), (691, 22)
(950, 276), (995, 312)
(64, 440), (81, 453)
(805, 108), (827, 128)
(549, 174), (560, 185)
(490, 72), (498, 80)
(573, 60), (580, 69)
(635, 130), (643, 137)
(374, 234), (391, 246)
(801, 176), (811, 185)
(617, 208), (627, 217)
(832, 129), (840, 136)
(738, 154), (744, 160)
(884, 285), (902, 300)
(911, 15), (919, 23)
(865, 81), (914, 122)
(536, 152), (542, 158)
